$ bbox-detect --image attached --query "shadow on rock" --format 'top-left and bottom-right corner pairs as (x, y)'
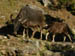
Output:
(45, 14), (64, 24)
(0, 24), (14, 36)
(62, 50), (75, 56)
(0, 23), (32, 38)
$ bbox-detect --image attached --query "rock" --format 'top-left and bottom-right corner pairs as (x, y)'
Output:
(0, 50), (6, 56)
(0, 16), (6, 20)
(42, 0), (52, 7)
(0, 35), (8, 39)
(23, 46), (39, 55)
(72, 28), (75, 34)
(54, 52), (62, 56)
(43, 50), (53, 56)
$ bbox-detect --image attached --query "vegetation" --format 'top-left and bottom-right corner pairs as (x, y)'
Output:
(0, 0), (75, 56)
(59, 0), (75, 14)
(49, 0), (75, 15)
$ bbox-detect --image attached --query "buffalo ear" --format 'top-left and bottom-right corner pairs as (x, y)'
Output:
(10, 14), (14, 21)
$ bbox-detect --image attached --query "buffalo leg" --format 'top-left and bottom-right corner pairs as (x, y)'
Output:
(31, 31), (36, 39)
(23, 29), (26, 39)
(52, 34), (55, 42)
(26, 28), (29, 38)
(67, 34), (72, 42)
(40, 30), (43, 40)
(46, 32), (49, 40)
(63, 36), (66, 42)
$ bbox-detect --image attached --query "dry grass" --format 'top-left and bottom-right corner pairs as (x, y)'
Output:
(0, 0), (75, 56)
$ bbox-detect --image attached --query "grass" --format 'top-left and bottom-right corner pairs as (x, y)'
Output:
(0, 0), (27, 25)
(0, 0), (75, 56)
(58, 0), (75, 14)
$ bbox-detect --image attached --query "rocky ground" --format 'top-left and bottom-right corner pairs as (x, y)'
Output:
(0, 0), (75, 56)
(0, 36), (75, 56)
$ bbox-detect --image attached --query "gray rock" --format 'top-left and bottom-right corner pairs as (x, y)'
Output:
(42, 0), (52, 7)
